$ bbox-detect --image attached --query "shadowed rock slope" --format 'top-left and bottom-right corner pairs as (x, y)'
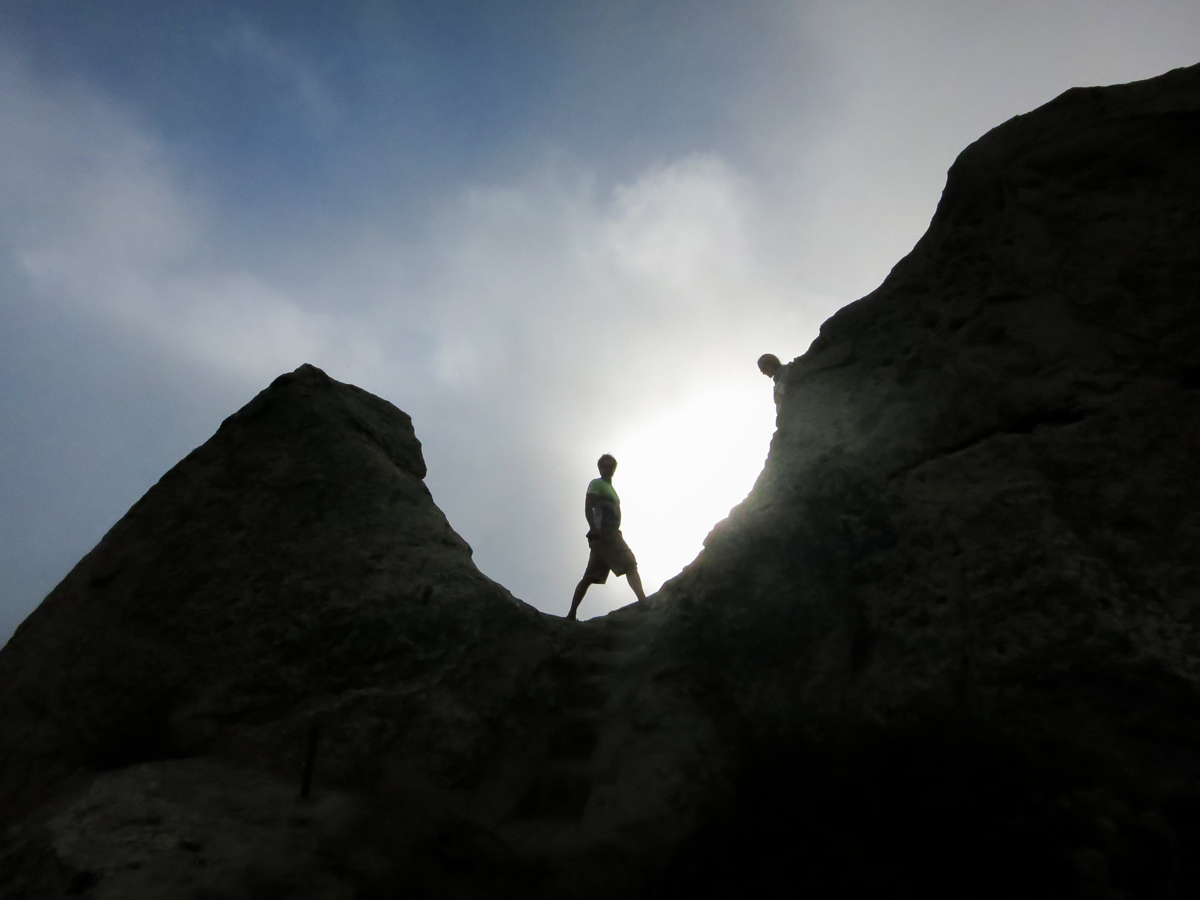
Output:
(4, 62), (1200, 899)
(0, 365), (559, 894)
(654, 61), (1200, 897)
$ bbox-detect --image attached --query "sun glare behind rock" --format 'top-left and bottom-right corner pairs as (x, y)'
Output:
(580, 380), (775, 616)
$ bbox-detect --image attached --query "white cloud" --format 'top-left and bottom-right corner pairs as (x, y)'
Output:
(1, 50), (813, 416)
(399, 154), (814, 418)
(604, 155), (755, 295)
(0, 56), (345, 382)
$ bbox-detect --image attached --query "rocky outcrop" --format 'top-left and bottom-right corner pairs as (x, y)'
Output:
(3, 63), (1200, 899)
(0, 365), (555, 888)
(653, 61), (1200, 896)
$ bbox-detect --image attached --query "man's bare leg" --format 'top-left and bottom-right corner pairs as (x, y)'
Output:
(626, 567), (647, 604)
(568, 578), (591, 621)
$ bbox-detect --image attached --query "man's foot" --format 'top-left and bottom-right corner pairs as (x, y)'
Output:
(568, 578), (590, 622)
(626, 568), (648, 605)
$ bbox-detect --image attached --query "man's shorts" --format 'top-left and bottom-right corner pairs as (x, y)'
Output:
(583, 529), (638, 584)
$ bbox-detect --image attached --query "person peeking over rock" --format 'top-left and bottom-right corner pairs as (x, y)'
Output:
(567, 454), (647, 621)
(758, 353), (785, 407)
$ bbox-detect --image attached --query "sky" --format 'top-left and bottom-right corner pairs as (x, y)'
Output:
(2, 1), (1199, 643)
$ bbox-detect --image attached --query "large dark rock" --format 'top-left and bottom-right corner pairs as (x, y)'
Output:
(655, 61), (1200, 897)
(2, 62), (1200, 899)
(0, 366), (551, 858)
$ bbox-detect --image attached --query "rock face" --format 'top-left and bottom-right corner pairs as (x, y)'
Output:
(655, 62), (1200, 898)
(3, 63), (1200, 899)
(0, 366), (557, 894)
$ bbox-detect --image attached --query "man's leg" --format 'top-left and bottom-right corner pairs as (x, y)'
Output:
(626, 567), (647, 604)
(568, 578), (591, 621)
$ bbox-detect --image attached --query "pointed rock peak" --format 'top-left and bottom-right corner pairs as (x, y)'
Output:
(0, 367), (538, 822)
(217, 363), (426, 479)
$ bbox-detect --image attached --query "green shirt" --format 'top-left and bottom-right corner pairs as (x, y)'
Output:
(587, 478), (621, 529)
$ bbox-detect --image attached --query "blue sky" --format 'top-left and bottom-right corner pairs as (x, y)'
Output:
(2, 1), (1199, 642)
(4, 2), (817, 239)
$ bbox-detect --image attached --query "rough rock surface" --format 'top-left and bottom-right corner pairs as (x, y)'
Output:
(3, 62), (1200, 899)
(653, 61), (1200, 898)
(0, 366), (560, 894)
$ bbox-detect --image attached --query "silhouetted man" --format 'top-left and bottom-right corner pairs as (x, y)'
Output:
(758, 353), (785, 406)
(567, 454), (647, 621)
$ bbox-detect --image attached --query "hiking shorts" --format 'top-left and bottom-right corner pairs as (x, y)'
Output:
(583, 529), (637, 584)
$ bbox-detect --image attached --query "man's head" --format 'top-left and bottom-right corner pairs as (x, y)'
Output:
(757, 353), (782, 378)
(597, 454), (617, 478)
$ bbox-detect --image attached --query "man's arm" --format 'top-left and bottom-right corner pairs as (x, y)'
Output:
(584, 493), (599, 530)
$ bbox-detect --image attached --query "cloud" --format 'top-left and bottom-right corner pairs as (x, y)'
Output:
(604, 155), (756, 294)
(1, 45), (813, 414)
(401, 154), (814, 414)
(0, 53), (348, 382)
(214, 19), (336, 129)
(0, 53), (192, 261)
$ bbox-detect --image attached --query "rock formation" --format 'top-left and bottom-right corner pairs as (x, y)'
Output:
(658, 61), (1200, 898)
(3, 62), (1200, 899)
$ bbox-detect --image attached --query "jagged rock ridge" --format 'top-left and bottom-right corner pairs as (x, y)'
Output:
(2, 62), (1200, 899)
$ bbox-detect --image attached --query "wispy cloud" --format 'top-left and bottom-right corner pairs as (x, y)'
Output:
(2, 86), (305, 380)
(214, 19), (336, 129)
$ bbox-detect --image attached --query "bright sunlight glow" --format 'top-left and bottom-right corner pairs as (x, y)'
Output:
(578, 378), (777, 617)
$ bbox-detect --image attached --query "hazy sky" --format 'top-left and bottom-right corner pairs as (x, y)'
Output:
(2, 1), (1198, 642)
